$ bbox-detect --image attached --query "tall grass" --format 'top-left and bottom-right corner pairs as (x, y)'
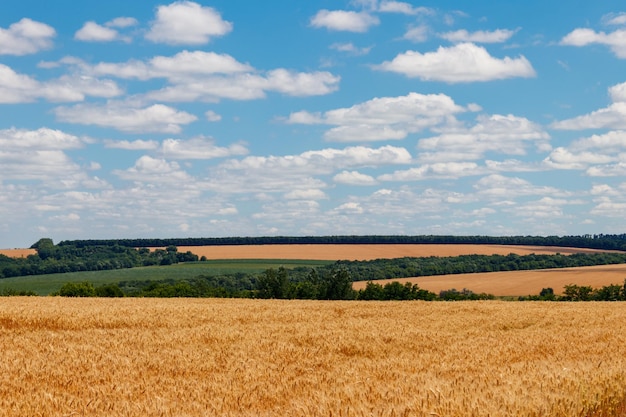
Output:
(0, 298), (625, 416)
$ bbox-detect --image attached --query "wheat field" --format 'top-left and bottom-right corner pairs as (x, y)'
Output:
(352, 263), (626, 296)
(1, 297), (625, 416)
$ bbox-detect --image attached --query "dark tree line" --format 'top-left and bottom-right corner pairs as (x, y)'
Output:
(0, 239), (198, 279)
(57, 234), (626, 251)
(520, 281), (626, 301)
(335, 252), (626, 282)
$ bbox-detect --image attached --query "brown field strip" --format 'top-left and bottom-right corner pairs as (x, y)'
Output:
(176, 244), (609, 260)
(2, 244), (612, 260)
(0, 248), (35, 258)
(352, 263), (626, 296)
(1, 298), (625, 417)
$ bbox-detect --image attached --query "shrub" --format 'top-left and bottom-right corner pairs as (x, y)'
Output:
(58, 281), (96, 297)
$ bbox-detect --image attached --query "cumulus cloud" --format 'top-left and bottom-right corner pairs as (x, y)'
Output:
(286, 92), (470, 142)
(473, 174), (566, 199)
(106, 17), (138, 28)
(418, 114), (551, 162)
(333, 170), (378, 185)
(75, 22), (122, 42)
(0, 127), (84, 150)
(310, 10), (379, 32)
(403, 25), (429, 42)
(329, 42), (372, 55)
(379, 162), (482, 181)
(377, 1), (433, 15)
(561, 28), (626, 58)
(54, 102), (197, 133)
(374, 42), (536, 83)
(114, 156), (192, 184)
(0, 18), (55, 55)
(104, 139), (159, 150)
(439, 28), (518, 43)
(542, 147), (616, 169)
(0, 64), (123, 103)
(161, 136), (248, 159)
(222, 145), (412, 174)
(60, 52), (339, 101)
(284, 189), (328, 200)
(552, 83), (626, 130)
(202, 145), (411, 194)
(0, 128), (94, 184)
(205, 110), (222, 122)
(145, 1), (232, 45)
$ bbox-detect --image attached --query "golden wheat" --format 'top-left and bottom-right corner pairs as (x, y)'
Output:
(0, 298), (625, 416)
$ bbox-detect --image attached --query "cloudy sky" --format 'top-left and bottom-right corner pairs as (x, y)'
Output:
(2, 0), (626, 247)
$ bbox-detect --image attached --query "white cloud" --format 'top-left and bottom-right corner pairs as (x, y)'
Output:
(587, 162), (626, 177)
(284, 189), (328, 200)
(264, 69), (341, 96)
(542, 147), (616, 169)
(418, 114), (550, 161)
(161, 136), (248, 159)
(75, 22), (122, 42)
(310, 10), (380, 32)
(333, 170), (378, 185)
(145, 1), (232, 45)
(379, 162), (481, 181)
(552, 102), (626, 130)
(377, 1), (433, 15)
(0, 127), (84, 150)
(287, 92), (470, 142)
(54, 102), (197, 133)
(561, 28), (626, 58)
(0, 128), (96, 184)
(590, 197), (626, 216)
(552, 82), (626, 130)
(403, 25), (429, 42)
(333, 202), (364, 214)
(114, 156), (192, 184)
(223, 145), (412, 174)
(603, 13), (626, 26)
(205, 110), (222, 122)
(374, 42), (536, 83)
(329, 42), (372, 55)
(570, 130), (626, 151)
(0, 64), (122, 103)
(0, 18), (55, 55)
(473, 174), (566, 199)
(104, 140), (159, 150)
(149, 51), (253, 78)
(106, 17), (138, 28)
(64, 52), (339, 101)
(609, 81), (626, 102)
(439, 28), (518, 43)
(83, 51), (253, 81)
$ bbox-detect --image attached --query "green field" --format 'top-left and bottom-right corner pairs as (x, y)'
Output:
(0, 259), (332, 295)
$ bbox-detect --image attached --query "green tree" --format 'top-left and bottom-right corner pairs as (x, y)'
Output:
(58, 281), (96, 297)
(320, 268), (354, 300)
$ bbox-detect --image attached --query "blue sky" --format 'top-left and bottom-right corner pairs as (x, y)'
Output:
(2, 0), (626, 248)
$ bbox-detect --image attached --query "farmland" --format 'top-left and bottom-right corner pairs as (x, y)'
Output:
(0, 297), (625, 416)
(173, 243), (612, 260)
(352, 263), (626, 296)
(0, 243), (611, 262)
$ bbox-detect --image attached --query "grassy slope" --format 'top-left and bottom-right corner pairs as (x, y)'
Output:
(0, 259), (331, 295)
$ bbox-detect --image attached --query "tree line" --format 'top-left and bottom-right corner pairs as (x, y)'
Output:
(0, 238), (198, 278)
(57, 234), (626, 251)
